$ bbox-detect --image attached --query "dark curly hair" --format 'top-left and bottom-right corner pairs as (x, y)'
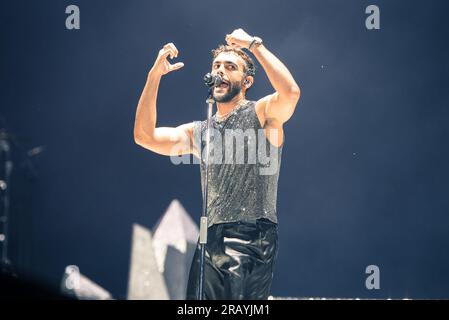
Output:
(211, 44), (256, 77)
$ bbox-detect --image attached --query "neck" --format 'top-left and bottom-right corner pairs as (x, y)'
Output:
(216, 92), (246, 117)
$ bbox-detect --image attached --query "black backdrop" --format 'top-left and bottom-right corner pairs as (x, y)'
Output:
(1, 0), (449, 299)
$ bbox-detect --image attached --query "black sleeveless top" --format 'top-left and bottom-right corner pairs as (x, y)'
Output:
(193, 100), (283, 228)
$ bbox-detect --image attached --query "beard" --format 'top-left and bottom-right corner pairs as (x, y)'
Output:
(213, 80), (242, 103)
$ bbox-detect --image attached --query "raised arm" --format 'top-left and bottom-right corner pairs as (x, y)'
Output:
(225, 29), (301, 125)
(134, 43), (197, 157)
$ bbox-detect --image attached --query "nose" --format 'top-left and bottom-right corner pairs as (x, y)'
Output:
(213, 70), (224, 78)
(214, 64), (226, 76)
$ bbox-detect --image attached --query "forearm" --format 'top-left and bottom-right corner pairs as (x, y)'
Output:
(134, 69), (161, 139)
(251, 44), (300, 97)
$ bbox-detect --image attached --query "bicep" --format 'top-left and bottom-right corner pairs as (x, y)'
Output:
(256, 90), (300, 125)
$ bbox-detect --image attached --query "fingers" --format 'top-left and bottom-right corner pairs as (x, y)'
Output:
(225, 29), (251, 49)
(157, 43), (179, 62)
(169, 62), (184, 72)
(225, 34), (233, 44)
(164, 43), (179, 56)
(225, 28), (242, 40)
(225, 34), (241, 48)
(159, 47), (176, 60)
(162, 42), (179, 59)
(153, 42), (184, 75)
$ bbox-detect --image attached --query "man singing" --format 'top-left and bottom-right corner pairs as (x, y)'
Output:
(134, 28), (300, 300)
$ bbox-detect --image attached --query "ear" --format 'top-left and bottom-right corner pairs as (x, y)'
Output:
(243, 76), (254, 89)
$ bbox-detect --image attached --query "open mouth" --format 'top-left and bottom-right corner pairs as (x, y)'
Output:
(216, 81), (229, 89)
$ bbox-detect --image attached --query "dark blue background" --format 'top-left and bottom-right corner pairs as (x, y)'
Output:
(1, 0), (449, 299)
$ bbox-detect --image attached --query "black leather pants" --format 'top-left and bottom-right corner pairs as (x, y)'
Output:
(186, 218), (279, 300)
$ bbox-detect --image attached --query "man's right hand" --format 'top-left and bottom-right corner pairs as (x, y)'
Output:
(151, 43), (184, 76)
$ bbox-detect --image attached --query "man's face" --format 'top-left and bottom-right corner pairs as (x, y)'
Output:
(211, 52), (246, 103)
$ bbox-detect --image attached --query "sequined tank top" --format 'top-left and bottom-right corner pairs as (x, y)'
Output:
(193, 100), (283, 228)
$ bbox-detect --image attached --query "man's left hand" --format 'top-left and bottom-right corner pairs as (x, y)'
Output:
(225, 28), (254, 50)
